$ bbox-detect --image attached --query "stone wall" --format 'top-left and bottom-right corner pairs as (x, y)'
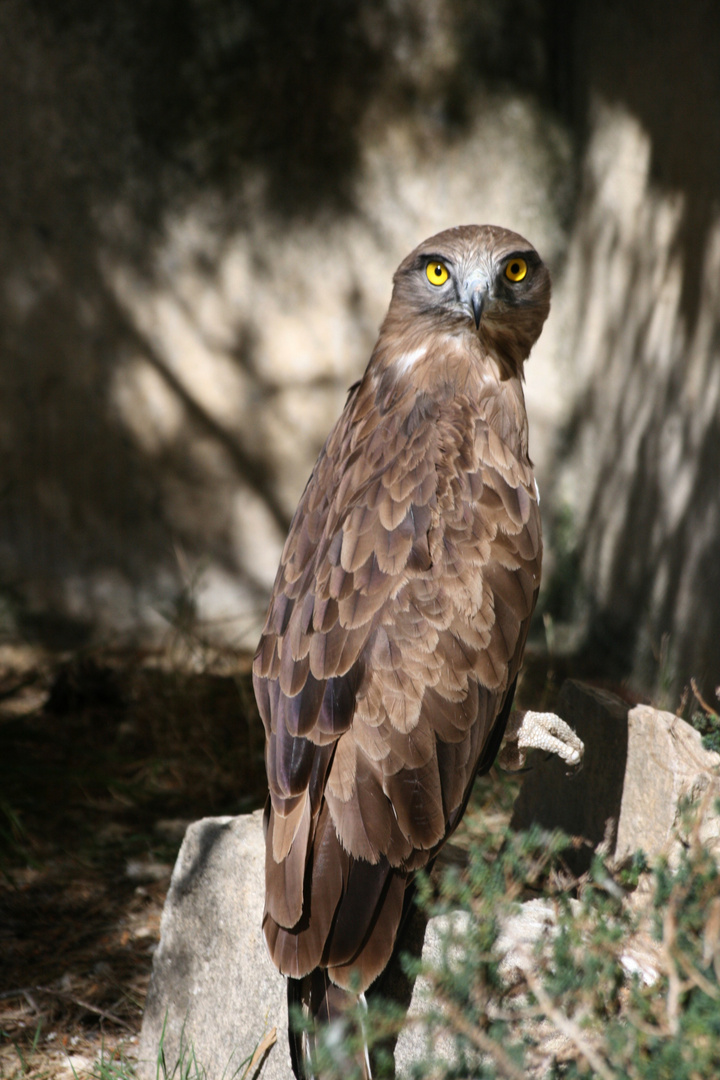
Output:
(547, 3), (720, 697)
(0, 0), (717, 696)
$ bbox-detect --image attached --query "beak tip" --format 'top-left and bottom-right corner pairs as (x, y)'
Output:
(471, 293), (484, 329)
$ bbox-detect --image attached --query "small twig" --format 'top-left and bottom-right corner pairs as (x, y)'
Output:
(673, 948), (720, 1001)
(447, 1002), (526, 1080)
(661, 905), (682, 1036)
(524, 970), (618, 1080)
(0, 987), (34, 1001)
(691, 678), (719, 719)
(630, 1014), (668, 1039)
(688, 783), (717, 856)
(0, 983), (132, 1028)
(242, 1026), (277, 1079)
(33, 986), (134, 1030)
(423, 974), (526, 1080)
(66, 996), (133, 1030)
(22, 989), (41, 1014)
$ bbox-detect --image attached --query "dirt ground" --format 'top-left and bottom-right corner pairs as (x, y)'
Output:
(0, 633), (573, 1080)
(0, 643), (268, 1079)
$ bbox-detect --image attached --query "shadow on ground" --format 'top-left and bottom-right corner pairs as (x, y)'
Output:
(0, 648), (267, 1075)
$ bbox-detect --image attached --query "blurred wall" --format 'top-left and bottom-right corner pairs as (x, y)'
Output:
(548, 2), (720, 699)
(0, 0), (718, 698)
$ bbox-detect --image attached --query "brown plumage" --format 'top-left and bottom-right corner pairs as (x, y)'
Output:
(253, 224), (551, 1072)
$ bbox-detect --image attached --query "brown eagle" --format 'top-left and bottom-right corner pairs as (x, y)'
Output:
(253, 224), (580, 1075)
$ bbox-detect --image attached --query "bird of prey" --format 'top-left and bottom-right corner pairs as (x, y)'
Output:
(253, 224), (582, 1076)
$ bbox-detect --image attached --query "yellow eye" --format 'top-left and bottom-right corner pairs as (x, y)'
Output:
(426, 261), (449, 286)
(505, 257), (528, 283)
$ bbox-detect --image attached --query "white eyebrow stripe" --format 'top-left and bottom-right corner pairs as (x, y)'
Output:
(394, 346), (427, 373)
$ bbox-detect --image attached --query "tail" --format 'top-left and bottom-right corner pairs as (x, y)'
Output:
(287, 971), (373, 1080)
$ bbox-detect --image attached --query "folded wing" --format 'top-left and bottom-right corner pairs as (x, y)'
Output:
(253, 375), (541, 991)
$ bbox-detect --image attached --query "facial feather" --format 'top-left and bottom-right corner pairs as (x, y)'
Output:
(381, 223), (551, 381)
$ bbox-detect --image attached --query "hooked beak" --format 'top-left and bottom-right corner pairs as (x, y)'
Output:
(463, 273), (490, 329)
(471, 290), (484, 329)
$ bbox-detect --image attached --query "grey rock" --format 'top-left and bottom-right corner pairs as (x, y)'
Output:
(393, 899), (583, 1078)
(392, 909), (468, 1077)
(497, 895), (661, 988)
(138, 817), (566, 1080)
(614, 700), (720, 862)
(392, 901), (569, 1076)
(496, 897), (565, 986)
(137, 810), (292, 1080)
(511, 680), (720, 869)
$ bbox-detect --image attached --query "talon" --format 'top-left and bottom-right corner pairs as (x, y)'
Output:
(504, 710), (585, 769)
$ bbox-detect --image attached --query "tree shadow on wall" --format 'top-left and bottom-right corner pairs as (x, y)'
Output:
(542, 0), (720, 699)
(0, 0), (571, 647)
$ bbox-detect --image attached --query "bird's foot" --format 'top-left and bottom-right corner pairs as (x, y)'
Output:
(497, 710), (584, 772)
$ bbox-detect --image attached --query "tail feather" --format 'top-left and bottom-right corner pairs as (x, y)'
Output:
(288, 971), (372, 1080)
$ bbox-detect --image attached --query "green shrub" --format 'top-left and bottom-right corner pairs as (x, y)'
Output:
(307, 810), (720, 1080)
